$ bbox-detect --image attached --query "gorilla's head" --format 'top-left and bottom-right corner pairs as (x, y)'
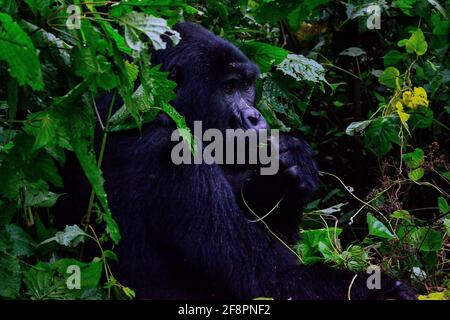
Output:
(151, 22), (268, 133)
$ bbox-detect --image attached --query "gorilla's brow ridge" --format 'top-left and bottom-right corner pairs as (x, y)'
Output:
(228, 62), (259, 81)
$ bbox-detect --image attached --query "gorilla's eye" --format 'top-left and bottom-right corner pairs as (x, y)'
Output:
(243, 81), (251, 91)
(223, 82), (235, 94)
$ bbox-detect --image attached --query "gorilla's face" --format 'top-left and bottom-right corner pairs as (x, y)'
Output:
(152, 22), (269, 134)
(193, 61), (268, 134)
(209, 62), (268, 133)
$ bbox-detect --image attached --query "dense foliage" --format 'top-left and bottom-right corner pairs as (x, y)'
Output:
(0, 0), (448, 300)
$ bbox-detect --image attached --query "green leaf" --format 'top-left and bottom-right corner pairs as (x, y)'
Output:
(125, 61), (139, 83)
(40, 225), (87, 248)
(277, 54), (328, 84)
(0, 253), (21, 298)
(239, 41), (289, 73)
(72, 48), (119, 91)
(0, 13), (44, 90)
(98, 211), (121, 245)
(23, 261), (83, 300)
(367, 213), (395, 239)
(54, 259), (102, 291)
(102, 250), (119, 262)
(24, 0), (53, 17)
(23, 111), (58, 152)
(444, 218), (450, 234)
(394, 0), (417, 15)
(103, 23), (132, 55)
(25, 189), (62, 208)
(431, 12), (450, 36)
(317, 241), (337, 261)
(438, 196), (449, 214)
(402, 148), (424, 169)
(408, 106), (433, 129)
(5, 224), (36, 257)
(340, 245), (368, 272)
(408, 167), (424, 181)
(162, 101), (196, 155)
(441, 171), (450, 181)
(72, 139), (110, 210)
(24, 259), (103, 299)
(391, 210), (411, 222)
(23, 262), (58, 300)
(252, 1), (299, 25)
(345, 120), (372, 136)
(54, 97), (119, 245)
(364, 116), (401, 156)
(110, 64), (177, 131)
(409, 228), (442, 252)
(56, 101), (107, 209)
(122, 12), (180, 52)
(398, 29), (428, 56)
(379, 67), (401, 89)
(121, 286), (136, 299)
(339, 47), (366, 57)
(29, 155), (64, 188)
(294, 228), (343, 264)
(287, 0), (329, 29)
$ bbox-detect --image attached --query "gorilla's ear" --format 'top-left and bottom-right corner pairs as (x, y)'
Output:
(168, 64), (183, 86)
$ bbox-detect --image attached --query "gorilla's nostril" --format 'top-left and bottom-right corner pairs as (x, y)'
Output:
(241, 108), (268, 130)
(248, 115), (259, 126)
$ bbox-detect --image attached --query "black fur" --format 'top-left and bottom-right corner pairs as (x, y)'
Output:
(57, 22), (415, 300)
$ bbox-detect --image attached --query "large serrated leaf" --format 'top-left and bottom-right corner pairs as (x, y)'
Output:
(122, 12), (180, 52)
(277, 54), (328, 84)
(239, 41), (289, 73)
(0, 253), (21, 298)
(0, 13), (44, 90)
(5, 224), (37, 257)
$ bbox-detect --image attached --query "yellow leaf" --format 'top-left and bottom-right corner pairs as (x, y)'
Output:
(402, 90), (413, 108)
(401, 87), (429, 109)
(395, 101), (410, 123)
(412, 86), (429, 107)
(418, 292), (447, 300)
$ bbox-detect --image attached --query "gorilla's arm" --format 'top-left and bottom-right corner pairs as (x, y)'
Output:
(229, 132), (318, 244)
(141, 128), (412, 300)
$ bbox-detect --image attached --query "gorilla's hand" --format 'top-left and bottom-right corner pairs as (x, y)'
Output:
(275, 133), (318, 204)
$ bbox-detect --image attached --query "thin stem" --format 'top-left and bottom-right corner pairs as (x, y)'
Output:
(322, 63), (362, 80)
(83, 93), (115, 227)
(240, 183), (304, 263)
(319, 170), (383, 216)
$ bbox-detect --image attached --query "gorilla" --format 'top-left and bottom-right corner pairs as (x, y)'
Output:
(58, 22), (415, 300)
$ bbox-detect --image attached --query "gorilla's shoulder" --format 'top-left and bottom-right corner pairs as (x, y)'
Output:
(106, 114), (176, 159)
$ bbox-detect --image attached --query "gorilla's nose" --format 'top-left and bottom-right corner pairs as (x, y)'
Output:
(242, 108), (269, 130)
